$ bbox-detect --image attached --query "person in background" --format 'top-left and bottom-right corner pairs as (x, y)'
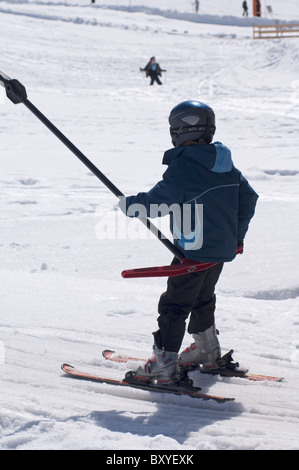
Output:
(242, 1), (249, 16)
(140, 57), (166, 86)
(193, 0), (199, 13)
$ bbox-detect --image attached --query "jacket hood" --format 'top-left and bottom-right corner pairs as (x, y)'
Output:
(163, 142), (233, 173)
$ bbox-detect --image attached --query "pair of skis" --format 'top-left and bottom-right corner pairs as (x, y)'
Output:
(101, 349), (284, 383)
(61, 349), (284, 404)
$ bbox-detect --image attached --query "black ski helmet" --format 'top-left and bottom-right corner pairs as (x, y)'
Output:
(169, 100), (216, 147)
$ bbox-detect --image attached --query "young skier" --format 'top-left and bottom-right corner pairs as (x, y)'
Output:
(120, 100), (258, 383)
(140, 57), (166, 86)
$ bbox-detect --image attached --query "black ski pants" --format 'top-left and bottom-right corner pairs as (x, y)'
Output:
(153, 259), (224, 353)
(149, 72), (162, 85)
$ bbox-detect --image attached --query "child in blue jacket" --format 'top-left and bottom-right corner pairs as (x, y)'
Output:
(120, 101), (258, 383)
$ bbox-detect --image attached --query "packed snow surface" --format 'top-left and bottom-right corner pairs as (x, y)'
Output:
(0, 0), (299, 450)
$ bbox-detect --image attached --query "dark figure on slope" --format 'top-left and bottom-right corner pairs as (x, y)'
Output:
(193, 0), (199, 13)
(243, 1), (249, 16)
(140, 57), (166, 86)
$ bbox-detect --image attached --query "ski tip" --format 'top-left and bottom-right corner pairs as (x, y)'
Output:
(102, 349), (115, 359)
(61, 363), (74, 372)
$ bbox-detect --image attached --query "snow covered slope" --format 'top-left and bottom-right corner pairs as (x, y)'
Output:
(0, 0), (299, 450)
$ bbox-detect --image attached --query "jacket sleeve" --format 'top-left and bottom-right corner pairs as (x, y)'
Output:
(143, 63), (150, 76)
(238, 174), (259, 243)
(123, 159), (186, 218)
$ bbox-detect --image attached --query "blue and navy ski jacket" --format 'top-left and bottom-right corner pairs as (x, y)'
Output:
(124, 142), (258, 262)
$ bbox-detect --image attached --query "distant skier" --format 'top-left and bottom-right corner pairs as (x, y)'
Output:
(120, 101), (258, 383)
(242, 1), (249, 16)
(140, 57), (166, 86)
(193, 0), (199, 13)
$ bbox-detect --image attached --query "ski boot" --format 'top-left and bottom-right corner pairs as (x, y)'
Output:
(179, 324), (221, 370)
(180, 324), (248, 377)
(125, 344), (179, 384)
